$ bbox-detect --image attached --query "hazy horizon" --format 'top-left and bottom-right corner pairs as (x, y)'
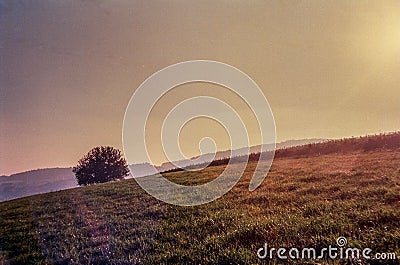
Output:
(1, 136), (324, 176)
(0, 132), (395, 176)
(1, 1), (400, 175)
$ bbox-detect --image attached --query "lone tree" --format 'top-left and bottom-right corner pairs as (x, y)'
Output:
(73, 146), (129, 186)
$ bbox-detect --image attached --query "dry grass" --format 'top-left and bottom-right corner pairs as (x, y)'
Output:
(1, 149), (399, 264)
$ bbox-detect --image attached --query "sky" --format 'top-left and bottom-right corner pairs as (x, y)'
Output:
(1, 0), (400, 175)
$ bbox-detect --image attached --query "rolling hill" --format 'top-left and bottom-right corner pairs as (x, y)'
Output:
(0, 139), (325, 202)
(0, 168), (76, 202)
(0, 132), (399, 264)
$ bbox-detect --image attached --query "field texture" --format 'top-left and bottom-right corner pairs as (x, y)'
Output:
(1, 137), (400, 264)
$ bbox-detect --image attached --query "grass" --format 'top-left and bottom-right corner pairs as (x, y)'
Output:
(1, 149), (400, 264)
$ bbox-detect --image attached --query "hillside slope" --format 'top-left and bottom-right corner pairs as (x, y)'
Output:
(0, 138), (326, 202)
(0, 133), (399, 264)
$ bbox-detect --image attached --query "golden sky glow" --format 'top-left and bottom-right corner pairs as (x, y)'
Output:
(1, 0), (399, 175)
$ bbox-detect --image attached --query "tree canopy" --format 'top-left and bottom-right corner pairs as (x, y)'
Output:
(73, 146), (130, 186)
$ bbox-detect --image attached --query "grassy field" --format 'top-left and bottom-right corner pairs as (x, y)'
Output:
(1, 146), (400, 264)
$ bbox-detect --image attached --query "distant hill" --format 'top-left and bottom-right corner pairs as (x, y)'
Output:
(162, 132), (400, 173)
(0, 138), (342, 202)
(156, 138), (325, 172)
(7, 134), (396, 203)
(0, 168), (77, 202)
(275, 132), (400, 158)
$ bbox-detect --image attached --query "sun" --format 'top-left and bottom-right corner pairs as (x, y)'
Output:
(372, 10), (400, 61)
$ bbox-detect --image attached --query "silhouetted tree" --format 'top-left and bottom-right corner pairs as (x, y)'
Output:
(73, 146), (129, 186)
